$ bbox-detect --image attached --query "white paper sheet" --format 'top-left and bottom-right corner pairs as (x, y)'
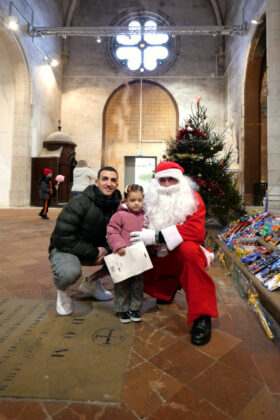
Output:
(104, 241), (153, 283)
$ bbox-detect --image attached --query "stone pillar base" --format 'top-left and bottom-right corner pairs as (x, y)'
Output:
(267, 186), (280, 210)
(9, 189), (30, 207)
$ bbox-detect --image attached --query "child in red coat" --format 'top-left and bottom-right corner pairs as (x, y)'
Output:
(107, 184), (145, 323)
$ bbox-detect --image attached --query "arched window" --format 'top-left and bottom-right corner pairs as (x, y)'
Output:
(103, 80), (178, 191)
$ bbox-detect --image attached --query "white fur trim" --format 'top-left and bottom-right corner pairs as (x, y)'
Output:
(161, 225), (183, 251)
(200, 246), (214, 270)
(155, 169), (183, 180)
(144, 177), (198, 232)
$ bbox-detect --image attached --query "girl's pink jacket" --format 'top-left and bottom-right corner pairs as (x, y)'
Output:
(107, 203), (145, 253)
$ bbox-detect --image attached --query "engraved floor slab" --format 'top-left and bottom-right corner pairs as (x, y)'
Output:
(0, 299), (133, 402)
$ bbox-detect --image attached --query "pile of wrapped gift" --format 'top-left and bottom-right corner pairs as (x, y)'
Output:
(218, 212), (280, 291)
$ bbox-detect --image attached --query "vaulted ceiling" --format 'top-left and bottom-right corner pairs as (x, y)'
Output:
(61, 0), (229, 27)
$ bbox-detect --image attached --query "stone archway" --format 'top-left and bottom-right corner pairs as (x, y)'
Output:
(243, 20), (267, 205)
(0, 23), (31, 207)
(102, 79), (178, 192)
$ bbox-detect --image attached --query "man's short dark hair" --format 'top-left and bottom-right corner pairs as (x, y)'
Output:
(98, 166), (118, 179)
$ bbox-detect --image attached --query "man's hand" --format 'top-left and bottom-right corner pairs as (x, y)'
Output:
(94, 247), (108, 265)
(130, 228), (156, 246)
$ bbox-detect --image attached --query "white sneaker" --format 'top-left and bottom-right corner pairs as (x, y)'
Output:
(56, 290), (73, 316)
(78, 278), (113, 301)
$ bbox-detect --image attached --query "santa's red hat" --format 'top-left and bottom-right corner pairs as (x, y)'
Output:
(43, 168), (52, 176)
(155, 161), (184, 180)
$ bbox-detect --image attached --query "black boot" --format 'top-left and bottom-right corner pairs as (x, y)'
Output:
(191, 315), (211, 345)
(156, 286), (182, 305)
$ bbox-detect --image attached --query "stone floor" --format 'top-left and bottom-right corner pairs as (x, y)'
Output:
(0, 207), (280, 420)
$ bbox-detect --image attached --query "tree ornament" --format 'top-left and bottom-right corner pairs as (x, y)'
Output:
(162, 98), (245, 224)
(162, 154), (166, 158)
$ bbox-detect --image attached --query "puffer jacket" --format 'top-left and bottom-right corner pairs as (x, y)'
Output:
(39, 176), (56, 200)
(49, 185), (122, 265)
(107, 203), (145, 253)
(71, 167), (97, 192)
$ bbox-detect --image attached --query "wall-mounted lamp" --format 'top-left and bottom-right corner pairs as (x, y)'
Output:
(251, 19), (264, 25)
(96, 36), (101, 43)
(50, 59), (59, 67)
(6, 16), (19, 30)
(43, 55), (59, 67)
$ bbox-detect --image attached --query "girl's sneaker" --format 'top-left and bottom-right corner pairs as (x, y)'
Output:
(128, 310), (142, 322)
(118, 311), (131, 323)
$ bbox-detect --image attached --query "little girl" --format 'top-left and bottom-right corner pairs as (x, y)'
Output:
(107, 184), (145, 323)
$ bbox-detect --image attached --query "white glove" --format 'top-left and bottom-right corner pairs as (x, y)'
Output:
(130, 228), (156, 246)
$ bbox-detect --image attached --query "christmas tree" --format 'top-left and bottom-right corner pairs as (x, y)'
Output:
(163, 97), (245, 225)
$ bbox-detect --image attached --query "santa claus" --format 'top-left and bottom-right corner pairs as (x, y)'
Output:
(130, 161), (218, 345)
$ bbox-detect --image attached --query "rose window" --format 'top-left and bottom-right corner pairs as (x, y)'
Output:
(113, 19), (170, 73)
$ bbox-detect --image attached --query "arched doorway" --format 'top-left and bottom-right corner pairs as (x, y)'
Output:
(0, 23), (31, 207)
(102, 79), (178, 192)
(244, 20), (267, 205)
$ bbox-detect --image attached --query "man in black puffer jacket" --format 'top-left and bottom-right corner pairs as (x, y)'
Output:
(49, 166), (122, 315)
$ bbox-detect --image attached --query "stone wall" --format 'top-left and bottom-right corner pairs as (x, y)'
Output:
(0, 0), (62, 206)
(61, 0), (225, 187)
(223, 0), (267, 198)
(2, 0), (276, 206)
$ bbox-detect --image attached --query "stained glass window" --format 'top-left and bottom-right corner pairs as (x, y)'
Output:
(113, 19), (170, 73)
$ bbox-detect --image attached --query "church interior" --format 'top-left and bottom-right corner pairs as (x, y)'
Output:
(1, 0), (280, 418)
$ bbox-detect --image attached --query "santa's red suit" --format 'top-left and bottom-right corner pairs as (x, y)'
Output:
(141, 162), (218, 325)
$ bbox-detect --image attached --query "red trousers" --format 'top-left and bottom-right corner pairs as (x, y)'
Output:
(144, 241), (218, 324)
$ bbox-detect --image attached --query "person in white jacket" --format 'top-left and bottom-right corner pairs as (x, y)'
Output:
(72, 160), (97, 196)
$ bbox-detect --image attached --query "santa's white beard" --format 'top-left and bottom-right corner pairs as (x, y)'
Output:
(144, 176), (198, 232)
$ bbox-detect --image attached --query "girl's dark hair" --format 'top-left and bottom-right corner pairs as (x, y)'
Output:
(124, 184), (144, 199)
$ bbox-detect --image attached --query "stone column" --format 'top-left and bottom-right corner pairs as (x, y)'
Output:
(266, 0), (280, 208)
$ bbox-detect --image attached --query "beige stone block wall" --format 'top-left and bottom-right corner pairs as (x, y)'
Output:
(0, 0), (63, 207)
